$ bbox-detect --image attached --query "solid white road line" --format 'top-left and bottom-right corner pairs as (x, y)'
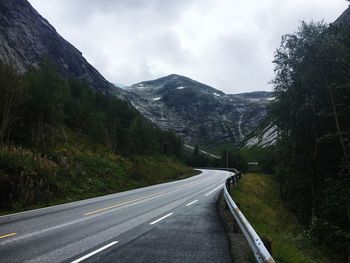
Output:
(150, 213), (173, 225)
(204, 184), (224, 196)
(186, 200), (198, 206)
(71, 241), (119, 263)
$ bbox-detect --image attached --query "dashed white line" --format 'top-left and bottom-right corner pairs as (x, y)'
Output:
(150, 213), (173, 225)
(71, 241), (119, 263)
(204, 184), (224, 196)
(186, 200), (198, 206)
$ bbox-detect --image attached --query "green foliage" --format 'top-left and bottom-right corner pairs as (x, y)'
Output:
(128, 155), (198, 185)
(0, 131), (194, 213)
(188, 144), (213, 167)
(0, 62), (25, 143)
(239, 146), (277, 173)
(216, 148), (248, 172)
(0, 145), (60, 209)
(271, 21), (350, 256)
(23, 59), (70, 149)
(187, 144), (249, 171)
(0, 59), (183, 158)
(233, 174), (333, 263)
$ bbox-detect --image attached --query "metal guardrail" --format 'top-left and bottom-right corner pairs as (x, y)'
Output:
(195, 167), (240, 173)
(224, 172), (275, 263)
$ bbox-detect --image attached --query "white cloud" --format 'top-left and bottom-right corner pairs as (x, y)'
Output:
(28, 0), (348, 93)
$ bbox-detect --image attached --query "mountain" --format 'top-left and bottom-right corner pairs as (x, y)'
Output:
(335, 5), (350, 24)
(121, 74), (272, 147)
(0, 0), (272, 149)
(0, 0), (114, 91)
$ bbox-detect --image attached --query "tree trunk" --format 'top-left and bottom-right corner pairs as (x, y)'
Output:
(327, 85), (347, 157)
(40, 112), (47, 151)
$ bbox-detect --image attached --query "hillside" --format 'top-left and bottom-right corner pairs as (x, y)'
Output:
(232, 174), (332, 263)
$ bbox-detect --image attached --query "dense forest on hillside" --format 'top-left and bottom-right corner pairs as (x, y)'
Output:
(271, 20), (350, 259)
(0, 59), (182, 156)
(0, 59), (193, 212)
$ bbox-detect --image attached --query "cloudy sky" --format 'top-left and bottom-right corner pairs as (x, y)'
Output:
(28, 0), (348, 94)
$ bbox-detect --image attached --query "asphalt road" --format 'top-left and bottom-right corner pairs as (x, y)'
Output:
(0, 169), (233, 263)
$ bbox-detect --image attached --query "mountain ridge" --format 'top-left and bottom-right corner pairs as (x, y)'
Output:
(0, 0), (114, 91)
(119, 74), (272, 147)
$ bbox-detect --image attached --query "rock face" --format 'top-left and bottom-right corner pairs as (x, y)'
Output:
(335, 6), (350, 25)
(122, 74), (272, 147)
(242, 122), (277, 148)
(0, 0), (113, 91)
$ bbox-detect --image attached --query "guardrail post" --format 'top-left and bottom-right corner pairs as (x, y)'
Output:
(226, 179), (231, 192)
(261, 236), (273, 255)
(233, 201), (241, 234)
(232, 176), (236, 186)
(223, 170), (276, 263)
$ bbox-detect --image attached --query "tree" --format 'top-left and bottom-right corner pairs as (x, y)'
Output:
(25, 59), (70, 149)
(127, 117), (159, 155)
(0, 62), (24, 143)
(272, 21), (350, 256)
(218, 149), (248, 172)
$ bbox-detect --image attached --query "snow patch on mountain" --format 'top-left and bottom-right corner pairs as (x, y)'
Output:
(244, 124), (277, 148)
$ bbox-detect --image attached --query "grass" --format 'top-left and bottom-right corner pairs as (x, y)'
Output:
(0, 129), (198, 215)
(232, 173), (332, 263)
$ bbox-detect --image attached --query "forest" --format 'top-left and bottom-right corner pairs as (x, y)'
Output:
(0, 59), (183, 156)
(271, 20), (350, 258)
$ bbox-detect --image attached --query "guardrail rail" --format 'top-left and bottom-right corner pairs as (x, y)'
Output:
(224, 172), (275, 263)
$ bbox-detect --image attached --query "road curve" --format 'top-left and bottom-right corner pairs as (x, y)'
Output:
(0, 169), (233, 263)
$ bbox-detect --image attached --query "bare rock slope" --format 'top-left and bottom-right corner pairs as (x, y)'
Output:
(122, 74), (272, 147)
(0, 0), (113, 91)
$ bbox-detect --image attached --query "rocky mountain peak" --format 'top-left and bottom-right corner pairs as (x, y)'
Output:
(122, 75), (272, 148)
(0, 0), (113, 91)
(131, 74), (224, 96)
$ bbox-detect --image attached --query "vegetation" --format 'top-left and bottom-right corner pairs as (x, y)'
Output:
(0, 59), (193, 212)
(233, 173), (333, 263)
(271, 20), (350, 259)
(238, 146), (277, 174)
(187, 144), (249, 172)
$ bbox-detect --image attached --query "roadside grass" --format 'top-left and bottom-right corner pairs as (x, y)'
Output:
(0, 130), (198, 215)
(232, 173), (332, 263)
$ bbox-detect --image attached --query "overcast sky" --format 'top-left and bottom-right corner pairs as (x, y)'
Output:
(28, 0), (348, 94)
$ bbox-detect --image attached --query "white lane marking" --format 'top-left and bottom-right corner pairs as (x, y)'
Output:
(71, 241), (118, 263)
(186, 200), (198, 206)
(150, 213), (173, 225)
(204, 184), (224, 196)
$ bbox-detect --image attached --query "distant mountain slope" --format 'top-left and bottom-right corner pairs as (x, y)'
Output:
(0, 0), (113, 91)
(335, 5), (350, 24)
(122, 74), (272, 147)
(242, 122), (277, 148)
